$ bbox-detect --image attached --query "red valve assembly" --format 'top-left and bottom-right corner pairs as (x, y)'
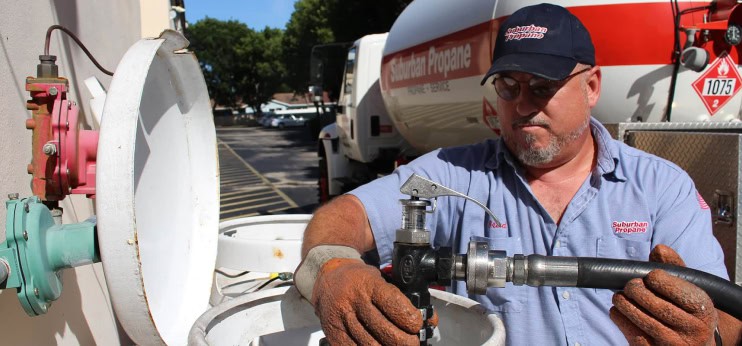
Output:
(25, 54), (98, 201)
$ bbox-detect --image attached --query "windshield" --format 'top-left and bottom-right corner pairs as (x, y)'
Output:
(343, 47), (357, 95)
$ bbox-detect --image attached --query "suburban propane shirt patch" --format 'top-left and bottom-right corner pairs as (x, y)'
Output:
(612, 221), (649, 234)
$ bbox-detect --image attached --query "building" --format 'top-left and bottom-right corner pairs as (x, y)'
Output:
(0, 1), (177, 344)
(242, 91), (335, 114)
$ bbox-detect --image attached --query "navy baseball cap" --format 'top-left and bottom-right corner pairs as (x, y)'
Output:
(480, 3), (595, 84)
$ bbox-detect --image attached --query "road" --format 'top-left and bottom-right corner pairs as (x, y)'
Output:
(216, 125), (320, 221)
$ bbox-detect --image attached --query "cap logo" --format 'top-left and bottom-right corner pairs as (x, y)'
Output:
(504, 24), (548, 42)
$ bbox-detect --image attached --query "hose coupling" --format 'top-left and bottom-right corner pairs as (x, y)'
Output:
(453, 241), (508, 294)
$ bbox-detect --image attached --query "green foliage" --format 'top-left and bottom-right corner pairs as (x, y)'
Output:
(282, 0), (413, 99)
(325, 0), (411, 43)
(186, 18), (253, 109)
(235, 27), (288, 115)
(281, 0), (334, 96)
(185, 0), (413, 110)
(187, 18), (288, 114)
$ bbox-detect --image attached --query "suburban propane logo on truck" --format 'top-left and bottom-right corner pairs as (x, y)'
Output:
(381, 23), (491, 92)
(390, 44), (472, 82)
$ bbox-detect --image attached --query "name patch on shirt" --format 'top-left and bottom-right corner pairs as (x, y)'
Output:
(612, 221), (648, 234)
(489, 220), (508, 229)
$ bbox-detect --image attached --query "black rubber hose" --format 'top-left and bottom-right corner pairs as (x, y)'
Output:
(575, 257), (742, 320)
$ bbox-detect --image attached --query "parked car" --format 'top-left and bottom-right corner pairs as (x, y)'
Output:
(212, 108), (235, 117)
(270, 114), (306, 128)
(259, 113), (277, 127)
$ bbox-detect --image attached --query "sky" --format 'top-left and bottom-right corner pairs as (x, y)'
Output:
(186, 0), (299, 30)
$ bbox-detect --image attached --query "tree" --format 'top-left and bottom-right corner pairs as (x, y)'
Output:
(281, 0), (334, 95)
(236, 27), (288, 116)
(186, 18), (252, 110)
(187, 19), (289, 115)
(186, 1), (414, 112)
(325, 0), (411, 43)
(282, 0), (413, 99)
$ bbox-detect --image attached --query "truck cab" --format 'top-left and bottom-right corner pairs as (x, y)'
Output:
(319, 33), (414, 198)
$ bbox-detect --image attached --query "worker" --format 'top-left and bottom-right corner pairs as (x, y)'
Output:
(295, 3), (742, 345)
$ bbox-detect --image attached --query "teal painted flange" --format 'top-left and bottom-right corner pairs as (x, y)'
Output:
(2, 196), (99, 316)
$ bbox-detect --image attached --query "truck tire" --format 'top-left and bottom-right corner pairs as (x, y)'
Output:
(278, 123), (285, 129)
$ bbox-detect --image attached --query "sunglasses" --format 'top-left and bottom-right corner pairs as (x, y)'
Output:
(491, 67), (592, 101)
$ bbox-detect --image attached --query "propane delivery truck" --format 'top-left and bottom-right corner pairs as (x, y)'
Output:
(315, 0), (742, 285)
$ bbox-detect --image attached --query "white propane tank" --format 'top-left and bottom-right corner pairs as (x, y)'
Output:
(198, 214), (506, 345)
(189, 286), (506, 346)
(380, 0), (742, 154)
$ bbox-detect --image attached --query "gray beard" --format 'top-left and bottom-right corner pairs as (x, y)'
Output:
(512, 117), (590, 167)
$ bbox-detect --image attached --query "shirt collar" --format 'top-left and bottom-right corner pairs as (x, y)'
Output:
(484, 117), (626, 181)
(484, 137), (512, 170)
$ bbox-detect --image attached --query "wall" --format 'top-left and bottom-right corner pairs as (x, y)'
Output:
(0, 0), (171, 344)
(141, 0), (173, 38)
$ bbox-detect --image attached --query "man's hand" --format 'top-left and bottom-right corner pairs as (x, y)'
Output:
(312, 258), (425, 345)
(295, 195), (439, 345)
(609, 245), (718, 345)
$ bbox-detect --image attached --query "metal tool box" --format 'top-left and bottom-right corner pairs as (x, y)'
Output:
(617, 122), (742, 285)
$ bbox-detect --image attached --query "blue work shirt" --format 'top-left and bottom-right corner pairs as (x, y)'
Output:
(350, 118), (728, 346)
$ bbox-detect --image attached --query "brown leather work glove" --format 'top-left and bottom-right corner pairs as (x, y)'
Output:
(609, 245), (718, 346)
(312, 258), (437, 345)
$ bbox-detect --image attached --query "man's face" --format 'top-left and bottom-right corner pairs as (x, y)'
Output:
(493, 65), (600, 168)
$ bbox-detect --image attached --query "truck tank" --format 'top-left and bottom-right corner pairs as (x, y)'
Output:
(380, 0), (742, 153)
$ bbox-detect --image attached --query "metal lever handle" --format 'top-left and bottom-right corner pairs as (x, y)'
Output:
(400, 174), (503, 227)
(713, 189), (735, 226)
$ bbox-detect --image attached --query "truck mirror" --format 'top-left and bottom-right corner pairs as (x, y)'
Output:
(310, 51), (325, 86)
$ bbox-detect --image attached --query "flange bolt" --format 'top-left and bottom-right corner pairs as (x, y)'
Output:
(43, 142), (57, 156)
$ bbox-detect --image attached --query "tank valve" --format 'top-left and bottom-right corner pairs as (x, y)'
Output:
(26, 54), (98, 201)
(680, 28), (709, 72)
(391, 174), (505, 345)
(1, 196), (99, 316)
(392, 195), (437, 345)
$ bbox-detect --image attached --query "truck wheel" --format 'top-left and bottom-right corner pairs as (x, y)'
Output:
(278, 123), (285, 129)
(318, 157), (330, 203)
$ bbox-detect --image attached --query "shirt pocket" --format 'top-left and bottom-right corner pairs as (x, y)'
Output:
(594, 236), (652, 305)
(471, 235), (528, 313)
(596, 236), (651, 261)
